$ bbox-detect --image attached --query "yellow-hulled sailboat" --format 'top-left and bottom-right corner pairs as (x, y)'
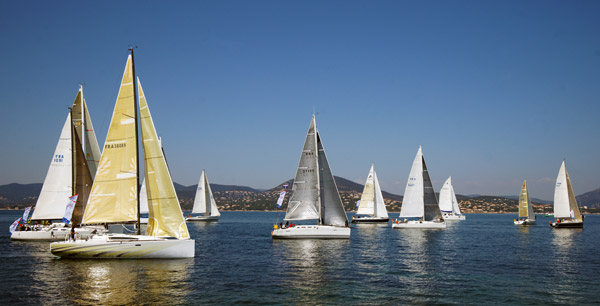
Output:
(50, 50), (194, 258)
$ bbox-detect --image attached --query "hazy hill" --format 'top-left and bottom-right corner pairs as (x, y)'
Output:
(0, 183), (42, 205)
(576, 187), (600, 208)
(1, 180), (598, 211)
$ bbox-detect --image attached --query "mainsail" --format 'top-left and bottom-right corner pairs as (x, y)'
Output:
(138, 79), (190, 239)
(518, 180), (535, 220)
(357, 166), (376, 216)
(192, 170), (220, 217)
(553, 161), (582, 221)
(285, 116), (320, 221)
(399, 146), (442, 221)
(82, 55), (138, 224)
(30, 115), (73, 220)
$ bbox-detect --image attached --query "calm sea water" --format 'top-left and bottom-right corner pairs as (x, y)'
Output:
(1, 211), (599, 305)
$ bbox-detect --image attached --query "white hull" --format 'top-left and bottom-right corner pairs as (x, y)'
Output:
(514, 218), (536, 226)
(442, 213), (466, 221)
(11, 225), (105, 241)
(351, 215), (389, 223)
(186, 215), (220, 222)
(271, 225), (350, 239)
(50, 234), (195, 258)
(392, 220), (446, 229)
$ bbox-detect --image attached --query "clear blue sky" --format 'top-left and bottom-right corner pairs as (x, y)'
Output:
(1, 0), (599, 201)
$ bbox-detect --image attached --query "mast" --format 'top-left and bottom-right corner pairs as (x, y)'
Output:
(130, 47), (141, 235)
(70, 109), (76, 196)
(314, 116), (322, 225)
(80, 85), (85, 158)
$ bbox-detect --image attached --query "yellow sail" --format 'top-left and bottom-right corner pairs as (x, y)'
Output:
(82, 55), (138, 224)
(518, 180), (529, 218)
(138, 79), (190, 239)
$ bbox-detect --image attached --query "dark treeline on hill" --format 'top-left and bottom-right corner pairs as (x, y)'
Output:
(2, 179), (600, 214)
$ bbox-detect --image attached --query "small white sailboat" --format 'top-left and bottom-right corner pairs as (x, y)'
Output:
(392, 146), (446, 229)
(514, 180), (536, 225)
(550, 160), (583, 228)
(186, 170), (221, 222)
(271, 115), (350, 239)
(51, 50), (194, 258)
(11, 87), (104, 241)
(438, 177), (465, 221)
(352, 164), (389, 223)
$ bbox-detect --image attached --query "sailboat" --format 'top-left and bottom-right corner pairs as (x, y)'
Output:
(438, 177), (465, 221)
(186, 170), (221, 221)
(514, 180), (536, 225)
(392, 146), (446, 229)
(11, 87), (104, 241)
(352, 164), (389, 223)
(51, 50), (194, 258)
(271, 115), (351, 239)
(550, 160), (583, 228)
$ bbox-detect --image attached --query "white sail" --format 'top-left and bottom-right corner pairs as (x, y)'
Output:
(192, 170), (220, 217)
(285, 116), (320, 221)
(438, 177), (454, 213)
(553, 161), (582, 220)
(356, 165), (376, 215)
(451, 184), (461, 215)
(372, 169), (389, 218)
(30, 114), (73, 220)
(82, 99), (101, 178)
(400, 147), (425, 218)
(139, 178), (149, 214)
